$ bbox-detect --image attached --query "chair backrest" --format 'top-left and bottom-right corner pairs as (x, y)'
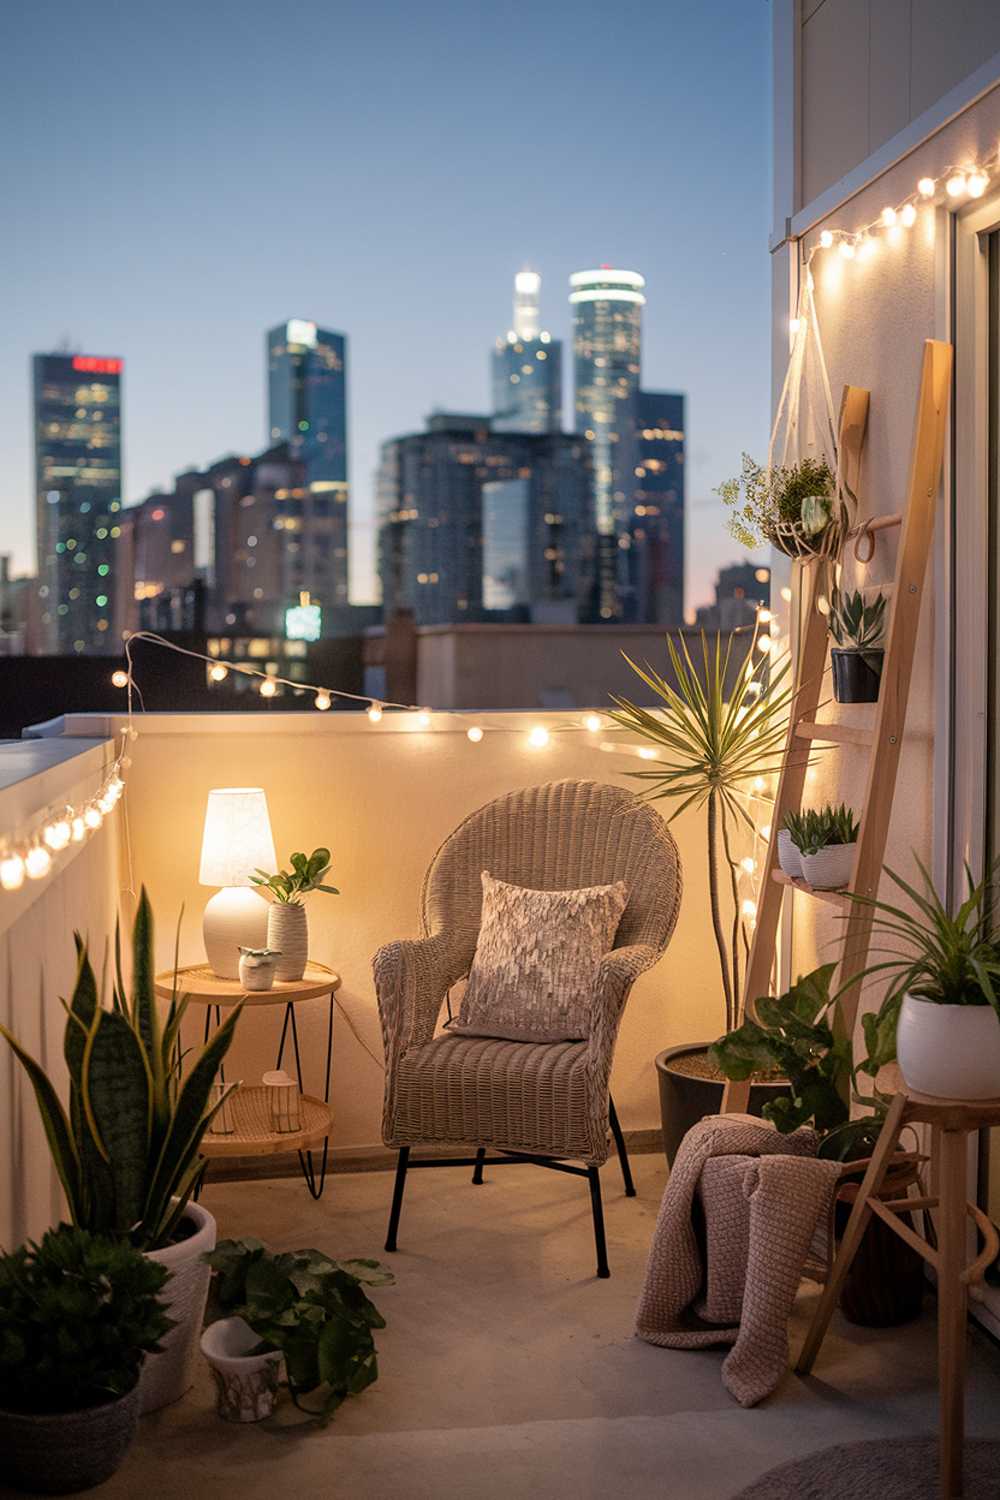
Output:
(421, 779), (682, 955)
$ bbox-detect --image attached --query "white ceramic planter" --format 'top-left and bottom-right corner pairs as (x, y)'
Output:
(140, 1200), (217, 1413)
(200, 1317), (282, 1423)
(800, 841), (856, 890)
(896, 993), (1000, 1100)
(777, 829), (802, 880)
(267, 903), (308, 981)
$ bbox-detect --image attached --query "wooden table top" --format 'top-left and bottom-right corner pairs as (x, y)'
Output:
(876, 1061), (1000, 1129)
(154, 960), (341, 1007)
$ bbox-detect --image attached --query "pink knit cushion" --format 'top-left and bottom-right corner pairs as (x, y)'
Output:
(448, 871), (628, 1042)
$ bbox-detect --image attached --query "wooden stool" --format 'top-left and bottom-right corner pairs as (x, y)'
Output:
(796, 1063), (1000, 1499)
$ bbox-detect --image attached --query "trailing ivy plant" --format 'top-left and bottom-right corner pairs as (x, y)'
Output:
(717, 454), (836, 551)
(708, 963), (897, 1160)
(0, 889), (243, 1251)
(250, 848), (339, 905)
(0, 1225), (172, 1414)
(205, 1239), (393, 1422)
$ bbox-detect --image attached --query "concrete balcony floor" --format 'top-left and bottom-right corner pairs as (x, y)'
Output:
(40, 1153), (1000, 1500)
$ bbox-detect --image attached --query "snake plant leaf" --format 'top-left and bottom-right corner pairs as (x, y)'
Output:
(0, 1023), (82, 1222)
(81, 1007), (152, 1232)
(131, 889), (164, 1112)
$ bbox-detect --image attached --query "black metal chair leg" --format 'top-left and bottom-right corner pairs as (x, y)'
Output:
(609, 1096), (636, 1197)
(588, 1166), (610, 1278)
(385, 1147), (410, 1252)
(472, 1146), (486, 1184)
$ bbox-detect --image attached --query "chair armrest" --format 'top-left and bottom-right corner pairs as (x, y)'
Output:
(586, 943), (661, 1084)
(373, 930), (476, 1057)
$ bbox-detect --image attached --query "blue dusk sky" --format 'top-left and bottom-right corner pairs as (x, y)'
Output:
(1, 0), (771, 609)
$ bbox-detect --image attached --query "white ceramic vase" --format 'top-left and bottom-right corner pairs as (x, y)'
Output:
(800, 841), (856, 890)
(267, 903), (308, 981)
(200, 1317), (283, 1423)
(896, 994), (1000, 1100)
(140, 1200), (217, 1413)
(777, 829), (802, 880)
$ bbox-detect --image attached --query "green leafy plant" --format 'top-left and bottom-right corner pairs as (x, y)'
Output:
(717, 454), (835, 551)
(205, 1239), (393, 1422)
(608, 626), (800, 1030)
(708, 964), (896, 1160)
(250, 848), (339, 905)
(0, 889), (243, 1251)
(0, 1225), (172, 1414)
(788, 803), (859, 855)
(829, 588), (887, 652)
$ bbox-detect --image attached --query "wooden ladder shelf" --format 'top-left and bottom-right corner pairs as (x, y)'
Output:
(722, 338), (953, 1113)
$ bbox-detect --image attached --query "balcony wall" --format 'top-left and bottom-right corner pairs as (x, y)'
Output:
(9, 710), (731, 1244)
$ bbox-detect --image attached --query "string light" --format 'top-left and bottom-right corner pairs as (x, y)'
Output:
(741, 898), (757, 919)
(0, 853), (25, 891)
(881, 206), (897, 227)
(527, 726), (549, 748)
(637, 747), (658, 760)
(789, 317), (801, 335)
(819, 229), (834, 248)
(209, 663), (229, 683)
(258, 678), (277, 698)
(918, 177), (936, 197)
(367, 702), (383, 723)
(946, 173), (967, 198)
(84, 805), (103, 831)
(466, 726), (484, 743)
(413, 709), (431, 729)
(43, 817), (72, 852)
(900, 203), (917, 227)
(584, 713), (602, 733)
(969, 170), (989, 198)
(25, 845), (52, 881)
(314, 691), (332, 711)
(838, 240), (856, 260)
(111, 669), (129, 688)
(757, 608), (772, 624)
(740, 857), (756, 875)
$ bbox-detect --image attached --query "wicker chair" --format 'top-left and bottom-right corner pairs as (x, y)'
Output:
(373, 779), (682, 1278)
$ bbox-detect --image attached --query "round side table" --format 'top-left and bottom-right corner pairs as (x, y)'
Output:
(154, 961), (341, 1200)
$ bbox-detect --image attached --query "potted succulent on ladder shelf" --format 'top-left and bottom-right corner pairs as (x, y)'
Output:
(828, 586), (887, 703)
(788, 804), (860, 890)
(609, 624), (799, 1164)
(0, 889), (244, 1414)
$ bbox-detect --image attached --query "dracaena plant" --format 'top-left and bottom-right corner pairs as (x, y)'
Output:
(0, 889), (243, 1251)
(250, 848), (339, 905)
(608, 624), (800, 1031)
(829, 587), (887, 652)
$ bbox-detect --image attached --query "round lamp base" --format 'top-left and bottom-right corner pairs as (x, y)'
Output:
(203, 888), (269, 979)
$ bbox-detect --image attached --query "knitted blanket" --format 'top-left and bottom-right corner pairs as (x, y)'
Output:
(635, 1114), (842, 1406)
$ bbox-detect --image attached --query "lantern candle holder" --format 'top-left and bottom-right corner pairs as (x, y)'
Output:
(263, 1069), (302, 1133)
(208, 1079), (239, 1135)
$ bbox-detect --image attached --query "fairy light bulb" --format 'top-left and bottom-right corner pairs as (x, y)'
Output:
(637, 747), (658, 760)
(367, 702), (383, 723)
(43, 817), (71, 852)
(819, 230), (834, 249)
(98, 789), (115, 815)
(789, 317), (801, 335)
(752, 775), (767, 793)
(71, 816), (86, 843)
(413, 709), (431, 729)
(968, 170), (989, 198)
(25, 845), (51, 881)
(881, 206), (897, 227)
(946, 173), (967, 198)
(756, 635), (773, 654)
(839, 240), (856, 260)
(314, 691), (332, 711)
(780, 585), (792, 602)
(760, 823), (772, 842)
(259, 678), (277, 698)
(209, 663), (228, 683)
(740, 857), (756, 875)
(741, 898), (757, 919)
(918, 177), (936, 198)
(466, 726), (484, 743)
(858, 235), (876, 260)
(584, 713), (602, 733)
(527, 726), (549, 748)
(111, 669), (129, 689)
(757, 607), (772, 624)
(84, 805), (103, 830)
(900, 202), (917, 227)
(0, 852), (25, 891)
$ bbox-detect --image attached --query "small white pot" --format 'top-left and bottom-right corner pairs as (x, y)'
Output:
(777, 829), (802, 880)
(140, 1200), (217, 1413)
(897, 993), (1000, 1100)
(200, 1317), (282, 1423)
(267, 903), (308, 981)
(800, 841), (856, 890)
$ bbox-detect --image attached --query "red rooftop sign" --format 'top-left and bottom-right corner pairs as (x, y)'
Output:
(72, 356), (122, 374)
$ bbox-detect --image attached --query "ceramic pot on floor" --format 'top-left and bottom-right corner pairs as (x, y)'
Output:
(896, 994), (1000, 1099)
(0, 1385), (140, 1494)
(200, 1317), (282, 1423)
(140, 1200), (216, 1413)
(800, 842), (856, 890)
(267, 903), (308, 981)
(777, 829), (802, 880)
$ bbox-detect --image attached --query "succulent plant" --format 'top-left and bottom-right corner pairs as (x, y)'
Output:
(829, 587), (887, 651)
(786, 804), (859, 855)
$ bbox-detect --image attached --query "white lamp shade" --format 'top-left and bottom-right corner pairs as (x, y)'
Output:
(199, 787), (277, 888)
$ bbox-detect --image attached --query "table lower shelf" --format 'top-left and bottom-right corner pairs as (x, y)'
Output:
(200, 1086), (331, 1158)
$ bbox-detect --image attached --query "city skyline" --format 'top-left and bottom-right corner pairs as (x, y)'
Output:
(1, 0), (770, 610)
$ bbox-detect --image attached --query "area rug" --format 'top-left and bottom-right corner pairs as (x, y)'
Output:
(732, 1437), (1000, 1498)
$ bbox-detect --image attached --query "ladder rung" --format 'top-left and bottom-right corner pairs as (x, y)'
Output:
(771, 870), (853, 909)
(795, 720), (874, 747)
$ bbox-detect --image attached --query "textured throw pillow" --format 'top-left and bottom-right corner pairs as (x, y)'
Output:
(448, 871), (628, 1043)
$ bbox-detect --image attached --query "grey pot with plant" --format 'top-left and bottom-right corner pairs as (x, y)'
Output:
(790, 803), (860, 890)
(608, 626), (800, 1161)
(0, 888), (244, 1413)
(203, 1238), (393, 1423)
(829, 587), (887, 703)
(0, 1225), (172, 1493)
(717, 453), (840, 559)
(251, 847), (339, 981)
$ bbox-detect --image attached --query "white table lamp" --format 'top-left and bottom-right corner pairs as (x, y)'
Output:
(199, 788), (277, 979)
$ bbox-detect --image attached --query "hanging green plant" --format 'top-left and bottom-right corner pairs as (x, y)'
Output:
(717, 454), (837, 557)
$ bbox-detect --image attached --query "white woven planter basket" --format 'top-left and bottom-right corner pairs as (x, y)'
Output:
(141, 1201), (216, 1413)
(800, 841), (856, 891)
(777, 829), (802, 880)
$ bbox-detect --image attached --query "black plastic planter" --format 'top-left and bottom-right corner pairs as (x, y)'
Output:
(831, 647), (883, 704)
(655, 1044), (791, 1167)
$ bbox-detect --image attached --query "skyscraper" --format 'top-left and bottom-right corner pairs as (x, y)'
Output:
(491, 272), (562, 433)
(631, 390), (685, 625)
(267, 320), (349, 614)
(33, 352), (123, 653)
(569, 267), (645, 621)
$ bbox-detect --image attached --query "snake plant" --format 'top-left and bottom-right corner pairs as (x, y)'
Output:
(829, 587), (887, 651)
(0, 888), (243, 1251)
